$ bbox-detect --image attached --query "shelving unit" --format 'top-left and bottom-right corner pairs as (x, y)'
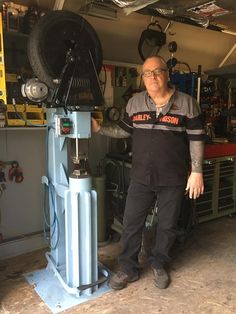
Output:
(0, 6), (49, 258)
(0, 127), (46, 130)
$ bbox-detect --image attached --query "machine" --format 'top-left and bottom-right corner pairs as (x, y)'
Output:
(25, 10), (108, 297)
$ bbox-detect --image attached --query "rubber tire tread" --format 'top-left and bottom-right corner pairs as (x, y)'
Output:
(28, 10), (103, 89)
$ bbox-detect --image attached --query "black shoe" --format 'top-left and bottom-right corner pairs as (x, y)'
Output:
(152, 267), (170, 289)
(108, 270), (139, 290)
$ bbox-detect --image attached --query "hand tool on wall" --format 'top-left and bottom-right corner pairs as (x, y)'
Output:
(8, 161), (24, 183)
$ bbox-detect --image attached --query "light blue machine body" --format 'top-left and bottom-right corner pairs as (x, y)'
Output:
(43, 109), (102, 297)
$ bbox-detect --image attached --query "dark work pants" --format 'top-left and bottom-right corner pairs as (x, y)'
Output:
(119, 179), (185, 275)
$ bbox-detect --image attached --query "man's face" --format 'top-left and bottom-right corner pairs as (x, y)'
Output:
(142, 58), (169, 94)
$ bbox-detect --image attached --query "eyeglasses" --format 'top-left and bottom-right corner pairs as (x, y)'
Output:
(142, 68), (168, 78)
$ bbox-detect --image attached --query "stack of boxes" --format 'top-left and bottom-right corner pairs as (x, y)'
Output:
(25, 104), (46, 126)
(0, 9), (47, 128)
(6, 103), (46, 126)
(6, 103), (25, 126)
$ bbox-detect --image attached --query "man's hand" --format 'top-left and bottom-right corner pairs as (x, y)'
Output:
(185, 172), (204, 199)
(91, 117), (101, 133)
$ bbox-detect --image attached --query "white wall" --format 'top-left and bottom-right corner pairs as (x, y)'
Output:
(0, 128), (46, 239)
(83, 10), (236, 72)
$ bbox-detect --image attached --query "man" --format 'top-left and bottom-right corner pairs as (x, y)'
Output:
(92, 56), (204, 290)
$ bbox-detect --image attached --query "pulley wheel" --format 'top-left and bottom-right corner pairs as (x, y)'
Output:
(28, 10), (103, 89)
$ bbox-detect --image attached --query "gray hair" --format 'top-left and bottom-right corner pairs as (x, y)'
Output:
(143, 56), (168, 70)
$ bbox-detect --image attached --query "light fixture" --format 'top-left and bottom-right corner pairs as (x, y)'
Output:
(79, 2), (118, 20)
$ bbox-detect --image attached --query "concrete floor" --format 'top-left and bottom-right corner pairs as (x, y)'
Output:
(0, 216), (236, 314)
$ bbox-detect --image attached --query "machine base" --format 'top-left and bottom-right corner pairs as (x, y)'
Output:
(24, 265), (111, 313)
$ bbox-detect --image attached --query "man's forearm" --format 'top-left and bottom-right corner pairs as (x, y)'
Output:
(190, 141), (204, 173)
(99, 124), (130, 138)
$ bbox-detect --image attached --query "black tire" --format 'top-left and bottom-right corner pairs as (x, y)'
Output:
(28, 10), (103, 89)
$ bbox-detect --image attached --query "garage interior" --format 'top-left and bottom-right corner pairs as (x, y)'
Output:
(0, 0), (236, 313)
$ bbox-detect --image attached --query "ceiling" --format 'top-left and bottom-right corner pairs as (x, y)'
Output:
(110, 0), (236, 33)
(8, 0), (236, 35)
(5, 0), (236, 71)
